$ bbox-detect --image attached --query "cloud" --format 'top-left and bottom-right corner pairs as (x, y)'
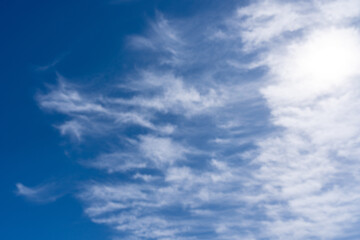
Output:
(235, 0), (360, 239)
(235, 0), (360, 50)
(78, 159), (254, 239)
(34, 52), (70, 72)
(36, 0), (360, 239)
(84, 135), (190, 172)
(139, 135), (189, 166)
(251, 33), (360, 238)
(127, 13), (185, 66)
(111, 71), (226, 116)
(15, 183), (63, 203)
(34, 6), (268, 240)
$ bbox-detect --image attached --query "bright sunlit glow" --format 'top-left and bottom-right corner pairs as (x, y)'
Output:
(292, 28), (360, 87)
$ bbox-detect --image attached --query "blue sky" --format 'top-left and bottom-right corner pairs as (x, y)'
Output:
(3, 0), (360, 239)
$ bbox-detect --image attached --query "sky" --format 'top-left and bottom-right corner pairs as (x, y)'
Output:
(3, 0), (360, 239)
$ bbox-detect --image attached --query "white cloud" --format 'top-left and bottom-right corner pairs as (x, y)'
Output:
(111, 71), (226, 116)
(15, 183), (62, 203)
(86, 152), (147, 173)
(35, 7), (269, 240)
(236, 1), (360, 239)
(128, 13), (185, 66)
(85, 135), (189, 172)
(235, 0), (360, 50)
(139, 135), (188, 166)
(58, 119), (85, 140)
(36, 0), (360, 239)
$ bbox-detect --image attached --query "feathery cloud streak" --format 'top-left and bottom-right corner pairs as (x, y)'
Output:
(15, 183), (63, 203)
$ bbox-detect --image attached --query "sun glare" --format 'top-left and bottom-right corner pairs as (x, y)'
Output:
(291, 28), (360, 88)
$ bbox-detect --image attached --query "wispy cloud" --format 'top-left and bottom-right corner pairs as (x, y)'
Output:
(34, 52), (70, 72)
(15, 182), (63, 203)
(127, 13), (185, 66)
(35, 0), (360, 239)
